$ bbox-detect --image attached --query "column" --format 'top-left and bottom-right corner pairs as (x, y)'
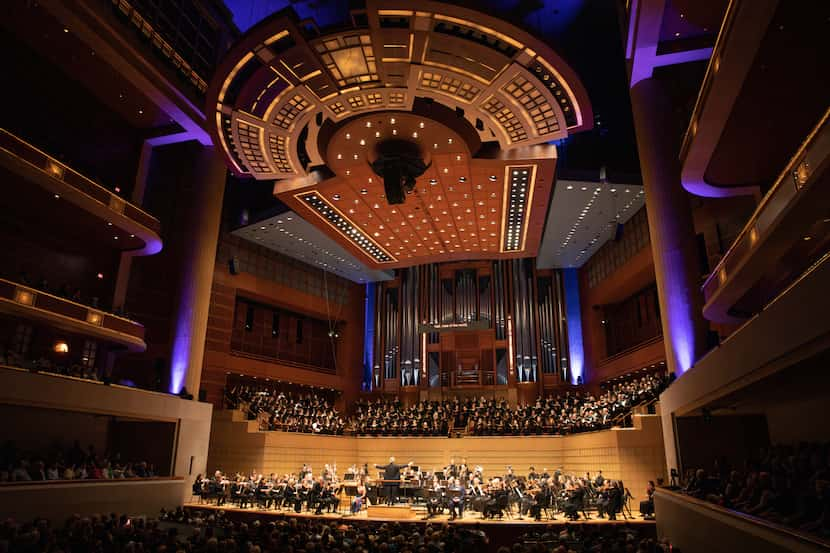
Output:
(169, 146), (227, 395)
(629, 77), (708, 377)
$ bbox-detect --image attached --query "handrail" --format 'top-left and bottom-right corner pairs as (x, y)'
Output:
(678, 0), (738, 161)
(0, 128), (161, 233)
(0, 476), (184, 488)
(0, 277), (142, 326)
(0, 364), (181, 401)
(656, 488), (830, 550)
(700, 108), (830, 300)
(597, 334), (663, 366)
(229, 349), (337, 375)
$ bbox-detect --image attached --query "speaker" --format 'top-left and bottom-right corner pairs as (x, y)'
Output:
(229, 257), (240, 275)
(383, 164), (406, 204)
(613, 223), (624, 241)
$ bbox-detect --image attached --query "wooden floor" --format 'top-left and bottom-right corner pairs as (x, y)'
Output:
(183, 501), (655, 527)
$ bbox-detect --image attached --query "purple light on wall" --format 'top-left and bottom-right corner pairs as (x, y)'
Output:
(169, 278), (196, 394)
(563, 269), (584, 384)
(665, 286), (695, 374)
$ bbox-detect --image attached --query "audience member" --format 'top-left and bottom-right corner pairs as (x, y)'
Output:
(0, 439), (157, 483)
(682, 441), (830, 539)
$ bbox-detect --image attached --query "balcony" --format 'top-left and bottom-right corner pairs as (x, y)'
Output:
(655, 488), (829, 553)
(0, 128), (162, 255)
(0, 278), (146, 351)
(680, 0), (829, 198)
(701, 110), (830, 323)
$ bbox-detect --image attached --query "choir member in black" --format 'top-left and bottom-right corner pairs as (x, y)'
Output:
(375, 456), (408, 505)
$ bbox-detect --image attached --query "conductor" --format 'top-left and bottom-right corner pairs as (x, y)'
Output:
(375, 456), (408, 505)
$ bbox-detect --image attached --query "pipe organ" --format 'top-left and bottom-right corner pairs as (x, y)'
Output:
(371, 260), (571, 392)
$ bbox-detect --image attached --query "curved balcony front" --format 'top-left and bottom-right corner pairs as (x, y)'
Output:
(701, 110), (830, 324)
(0, 128), (162, 256)
(0, 279), (146, 352)
(679, 0), (829, 198)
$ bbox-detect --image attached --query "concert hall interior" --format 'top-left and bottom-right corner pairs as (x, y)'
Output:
(1, 0), (828, 552)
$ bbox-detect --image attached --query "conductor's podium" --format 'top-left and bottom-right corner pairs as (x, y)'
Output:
(366, 505), (418, 519)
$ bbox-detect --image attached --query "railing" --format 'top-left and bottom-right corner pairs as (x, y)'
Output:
(598, 334), (664, 366)
(229, 349), (336, 375)
(0, 128), (161, 234)
(678, 0), (739, 162)
(0, 476), (182, 488)
(655, 488), (830, 552)
(701, 108), (830, 305)
(0, 278), (146, 351)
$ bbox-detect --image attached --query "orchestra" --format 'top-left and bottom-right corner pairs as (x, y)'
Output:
(193, 459), (634, 522)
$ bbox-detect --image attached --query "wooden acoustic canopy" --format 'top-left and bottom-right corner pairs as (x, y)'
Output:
(207, 0), (592, 269)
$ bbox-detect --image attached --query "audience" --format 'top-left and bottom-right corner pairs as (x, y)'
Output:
(519, 523), (672, 552)
(226, 385), (346, 435)
(6, 269), (131, 318)
(681, 442), (830, 539)
(0, 508), (671, 553)
(0, 440), (157, 483)
(0, 347), (100, 381)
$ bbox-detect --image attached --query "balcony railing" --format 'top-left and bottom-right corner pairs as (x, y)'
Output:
(701, 108), (830, 322)
(0, 279), (146, 352)
(0, 128), (162, 254)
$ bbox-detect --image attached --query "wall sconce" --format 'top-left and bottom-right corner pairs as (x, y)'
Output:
(46, 160), (65, 179)
(86, 311), (103, 326)
(14, 288), (35, 306)
(53, 341), (69, 353)
(794, 160), (810, 188)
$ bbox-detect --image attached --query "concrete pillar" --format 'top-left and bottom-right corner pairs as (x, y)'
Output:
(630, 77), (708, 377)
(169, 146), (226, 395)
(630, 77), (708, 477)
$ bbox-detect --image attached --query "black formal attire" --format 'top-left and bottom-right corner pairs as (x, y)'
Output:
(375, 462), (406, 505)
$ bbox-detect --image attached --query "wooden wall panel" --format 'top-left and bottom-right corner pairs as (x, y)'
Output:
(200, 260), (365, 407)
(207, 409), (666, 499)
